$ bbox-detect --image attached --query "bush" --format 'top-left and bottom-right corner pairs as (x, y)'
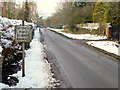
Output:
(68, 24), (79, 32)
(98, 23), (107, 35)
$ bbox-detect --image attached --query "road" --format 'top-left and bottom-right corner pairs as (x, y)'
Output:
(42, 28), (118, 88)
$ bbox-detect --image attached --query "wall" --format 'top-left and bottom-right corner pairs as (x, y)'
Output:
(77, 23), (110, 29)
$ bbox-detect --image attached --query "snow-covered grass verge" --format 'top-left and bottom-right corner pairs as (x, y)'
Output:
(87, 41), (120, 56)
(11, 29), (52, 88)
(0, 28), (57, 89)
(60, 33), (107, 40)
(48, 28), (107, 40)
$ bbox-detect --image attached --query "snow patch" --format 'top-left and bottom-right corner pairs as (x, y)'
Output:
(0, 46), (3, 52)
(81, 26), (99, 30)
(1, 39), (12, 48)
(7, 28), (57, 88)
(60, 33), (107, 40)
(87, 41), (119, 56)
(49, 28), (107, 40)
(0, 83), (9, 89)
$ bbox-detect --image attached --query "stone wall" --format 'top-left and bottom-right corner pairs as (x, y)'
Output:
(77, 23), (110, 29)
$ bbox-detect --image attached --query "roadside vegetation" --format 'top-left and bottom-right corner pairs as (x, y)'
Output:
(43, 1), (119, 41)
(0, 1), (40, 23)
(0, 1), (39, 86)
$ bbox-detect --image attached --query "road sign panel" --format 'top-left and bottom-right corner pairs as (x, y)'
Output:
(15, 25), (32, 42)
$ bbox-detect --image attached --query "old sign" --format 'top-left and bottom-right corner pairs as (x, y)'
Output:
(15, 25), (32, 42)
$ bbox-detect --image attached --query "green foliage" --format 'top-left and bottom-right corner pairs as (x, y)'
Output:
(93, 2), (110, 22)
(74, 2), (87, 8)
(2, 2), (16, 19)
(44, 18), (51, 27)
(93, 2), (120, 35)
(93, 2), (120, 26)
(7, 8), (15, 19)
(109, 2), (120, 26)
(23, 2), (30, 21)
(98, 22), (107, 35)
(7, 9), (11, 19)
(68, 24), (79, 32)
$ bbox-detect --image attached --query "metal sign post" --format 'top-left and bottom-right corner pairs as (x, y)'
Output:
(15, 20), (32, 77)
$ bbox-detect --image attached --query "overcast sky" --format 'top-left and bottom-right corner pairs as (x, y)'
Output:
(35, 0), (60, 18)
(14, 0), (60, 18)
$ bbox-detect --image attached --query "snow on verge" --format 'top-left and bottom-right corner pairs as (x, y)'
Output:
(81, 26), (99, 30)
(0, 28), (56, 89)
(0, 46), (3, 52)
(48, 28), (107, 40)
(60, 33), (107, 40)
(48, 28), (119, 56)
(87, 41), (120, 56)
(0, 46), (2, 57)
(0, 83), (9, 88)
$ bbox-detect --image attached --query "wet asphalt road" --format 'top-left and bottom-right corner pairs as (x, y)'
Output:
(42, 28), (118, 88)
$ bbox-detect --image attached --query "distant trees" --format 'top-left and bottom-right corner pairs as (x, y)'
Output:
(0, 2), (16, 18)
(93, 2), (110, 35)
(24, 1), (30, 21)
(44, 2), (95, 31)
(44, 18), (51, 27)
(93, 2), (108, 23)
(93, 2), (120, 35)
(0, 1), (39, 23)
(17, 1), (39, 22)
(44, 1), (119, 35)
(93, 2), (120, 25)
(109, 2), (120, 26)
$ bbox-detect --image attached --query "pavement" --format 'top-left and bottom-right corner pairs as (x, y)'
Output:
(41, 28), (118, 88)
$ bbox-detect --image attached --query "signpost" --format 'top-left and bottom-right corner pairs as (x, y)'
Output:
(15, 22), (32, 77)
(15, 26), (32, 42)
